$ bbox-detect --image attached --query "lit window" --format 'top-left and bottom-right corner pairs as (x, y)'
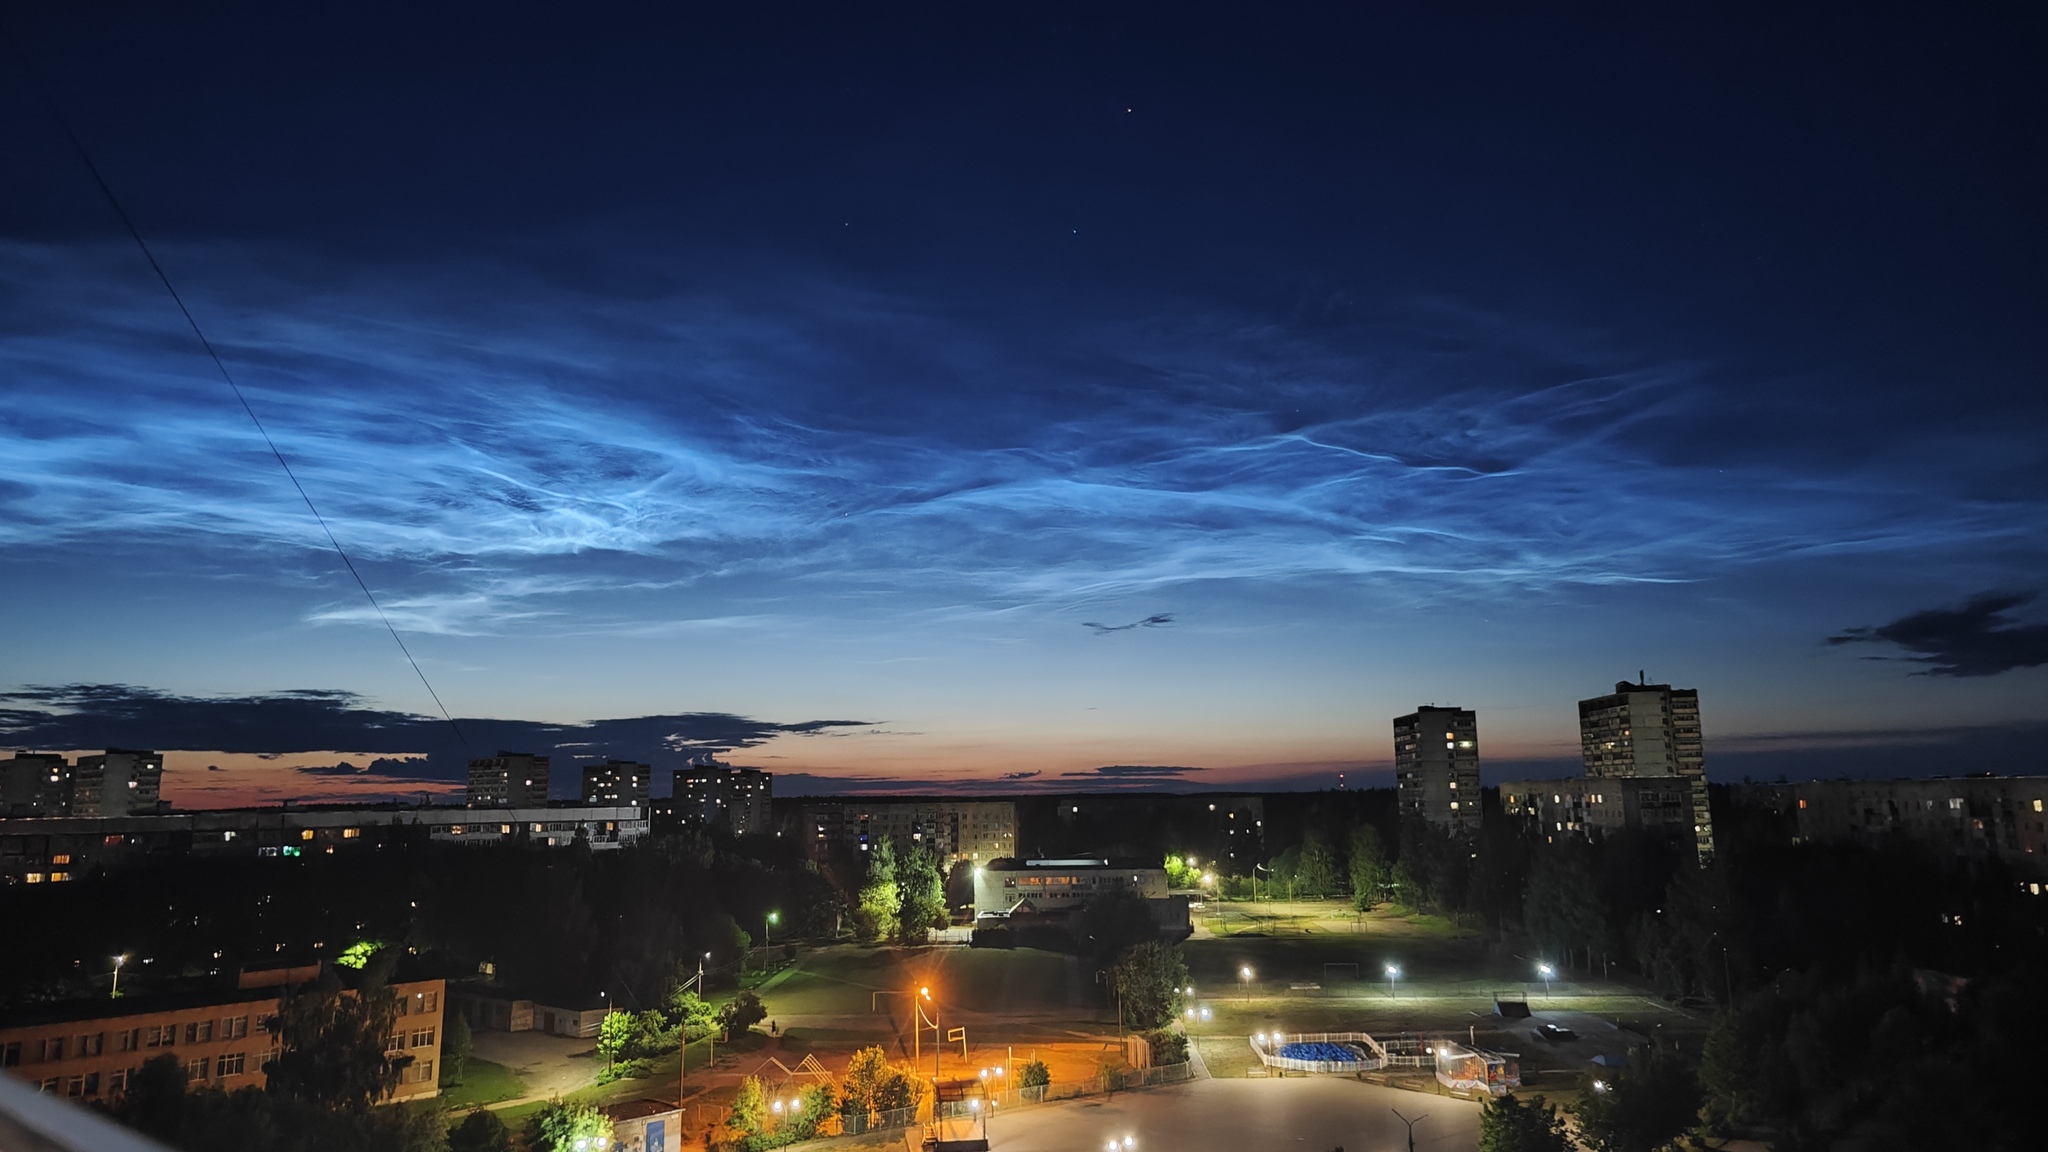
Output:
(51, 854), (70, 865)
(22, 874), (42, 884)
(300, 830), (314, 841)
(341, 828), (360, 839)
(50, 872), (70, 882)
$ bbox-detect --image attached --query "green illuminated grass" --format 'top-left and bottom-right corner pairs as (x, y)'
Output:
(438, 1058), (525, 1108)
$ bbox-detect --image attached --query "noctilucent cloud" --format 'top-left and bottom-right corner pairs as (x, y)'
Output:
(3, 4), (2045, 803)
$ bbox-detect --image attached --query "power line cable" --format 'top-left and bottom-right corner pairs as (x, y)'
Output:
(9, 30), (473, 756)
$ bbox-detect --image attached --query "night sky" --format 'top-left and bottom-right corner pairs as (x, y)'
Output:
(3, 3), (2044, 804)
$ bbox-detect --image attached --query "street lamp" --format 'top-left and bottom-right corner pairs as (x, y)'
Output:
(1385, 963), (1400, 998)
(1538, 962), (1555, 999)
(766, 910), (779, 949)
(111, 954), (126, 999)
(1239, 965), (1253, 1001)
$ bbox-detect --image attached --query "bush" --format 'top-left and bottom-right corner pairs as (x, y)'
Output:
(449, 1108), (513, 1152)
(1145, 1030), (1188, 1066)
(1018, 1059), (1050, 1088)
(523, 1099), (613, 1152)
(719, 990), (768, 1036)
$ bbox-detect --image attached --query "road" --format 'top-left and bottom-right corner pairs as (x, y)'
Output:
(975, 1077), (1481, 1152)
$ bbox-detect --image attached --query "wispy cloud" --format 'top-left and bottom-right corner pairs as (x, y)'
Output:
(4, 239), (2042, 639)
(1081, 614), (1175, 635)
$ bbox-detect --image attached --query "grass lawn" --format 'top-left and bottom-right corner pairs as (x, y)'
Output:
(761, 944), (1072, 1019)
(439, 1058), (525, 1108)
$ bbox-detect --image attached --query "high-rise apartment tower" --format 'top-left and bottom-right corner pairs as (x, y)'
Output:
(1578, 679), (1713, 859)
(1393, 706), (1481, 837)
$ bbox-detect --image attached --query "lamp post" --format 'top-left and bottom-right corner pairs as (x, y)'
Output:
(111, 954), (126, 999)
(919, 986), (939, 1081)
(1538, 962), (1555, 1000)
(1252, 863), (1269, 901)
(1384, 963), (1399, 998)
(1239, 965), (1252, 1002)
(765, 910), (779, 960)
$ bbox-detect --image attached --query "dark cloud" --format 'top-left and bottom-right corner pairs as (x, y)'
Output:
(0, 684), (872, 788)
(999, 770), (1042, 780)
(1081, 615), (1175, 636)
(292, 757), (439, 782)
(1827, 592), (2048, 677)
(1059, 764), (1204, 779)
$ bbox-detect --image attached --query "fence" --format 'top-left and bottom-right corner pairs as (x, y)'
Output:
(827, 1063), (1197, 1140)
(1249, 1032), (1381, 1073)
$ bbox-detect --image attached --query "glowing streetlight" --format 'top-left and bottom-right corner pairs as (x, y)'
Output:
(1385, 963), (1400, 997)
(110, 954), (127, 1000)
(1240, 965), (1253, 1001)
(766, 910), (779, 946)
(1538, 962), (1555, 999)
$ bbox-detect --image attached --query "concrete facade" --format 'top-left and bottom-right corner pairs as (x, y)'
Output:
(794, 799), (1017, 864)
(1499, 776), (1699, 842)
(1393, 706), (1481, 837)
(0, 976), (444, 1106)
(581, 760), (650, 806)
(466, 752), (551, 807)
(0, 803), (649, 884)
(972, 858), (1168, 915)
(669, 764), (773, 836)
(1578, 680), (1714, 860)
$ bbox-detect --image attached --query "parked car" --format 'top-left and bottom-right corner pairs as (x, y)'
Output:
(1530, 1023), (1578, 1044)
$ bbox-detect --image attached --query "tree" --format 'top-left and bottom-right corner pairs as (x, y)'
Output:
(1163, 854), (1199, 889)
(1295, 834), (1338, 898)
(1018, 1059), (1050, 1088)
(727, 1075), (769, 1140)
(264, 968), (407, 1111)
(597, 1010), (636, 1069)
(1478, 1093), (1573, 1152)
(666, 982), (719, 1040)
(1348, 825), (1390, 910)
(523, 1099), (613, 1152)
(443, 1011), (474, 1084)
(896, 847), (947, 943)
(840, 1046), (891, 1121)
(1076, 891), (1159, 960)
(1110, 941), (1189, 1031)
(1522, 848), (1605, 970)
(718, 989), (767, 1037)
(1573, 1044), (1702, 1152)
(449, 1109), (514, 1152)
(856, 837), (901, 942)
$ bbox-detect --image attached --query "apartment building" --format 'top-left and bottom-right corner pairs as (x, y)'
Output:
(69, 751), (163, 819)
(0, 803), (649, 884)
(1740, 775), (2048, 877)
(466, 752), (551, 807)
(794, 799), (1017, 864)
(580, 760), (651, 806)
(1500, 776), (1699, 841)
(1577, 679), (1715, 861)
(668, 764), (773, 836)
(1, 754), (73, 817)
(1393, 706), (1481, 837)
(0, 972), (445, 1105)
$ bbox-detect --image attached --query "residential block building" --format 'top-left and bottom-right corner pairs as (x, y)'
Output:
(1733, 775), (2048, 878)
(1577, 679), (1714, 860)
(69, 751), (163, 819)
(0, 803), (649, 884)
(972, 858), (1168, 915)
(1, 754), (72, 817)
(793, 799), (1017, 864)
(580, 760), (650, 806)
(1500, 776), (1700, 841)
(466, 752), (551, 807)
(668, 763), (773, 836)
(1393, 706), (1481, 837)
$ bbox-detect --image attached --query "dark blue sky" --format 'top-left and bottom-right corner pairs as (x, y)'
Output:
(3, 2), (2044, 801)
